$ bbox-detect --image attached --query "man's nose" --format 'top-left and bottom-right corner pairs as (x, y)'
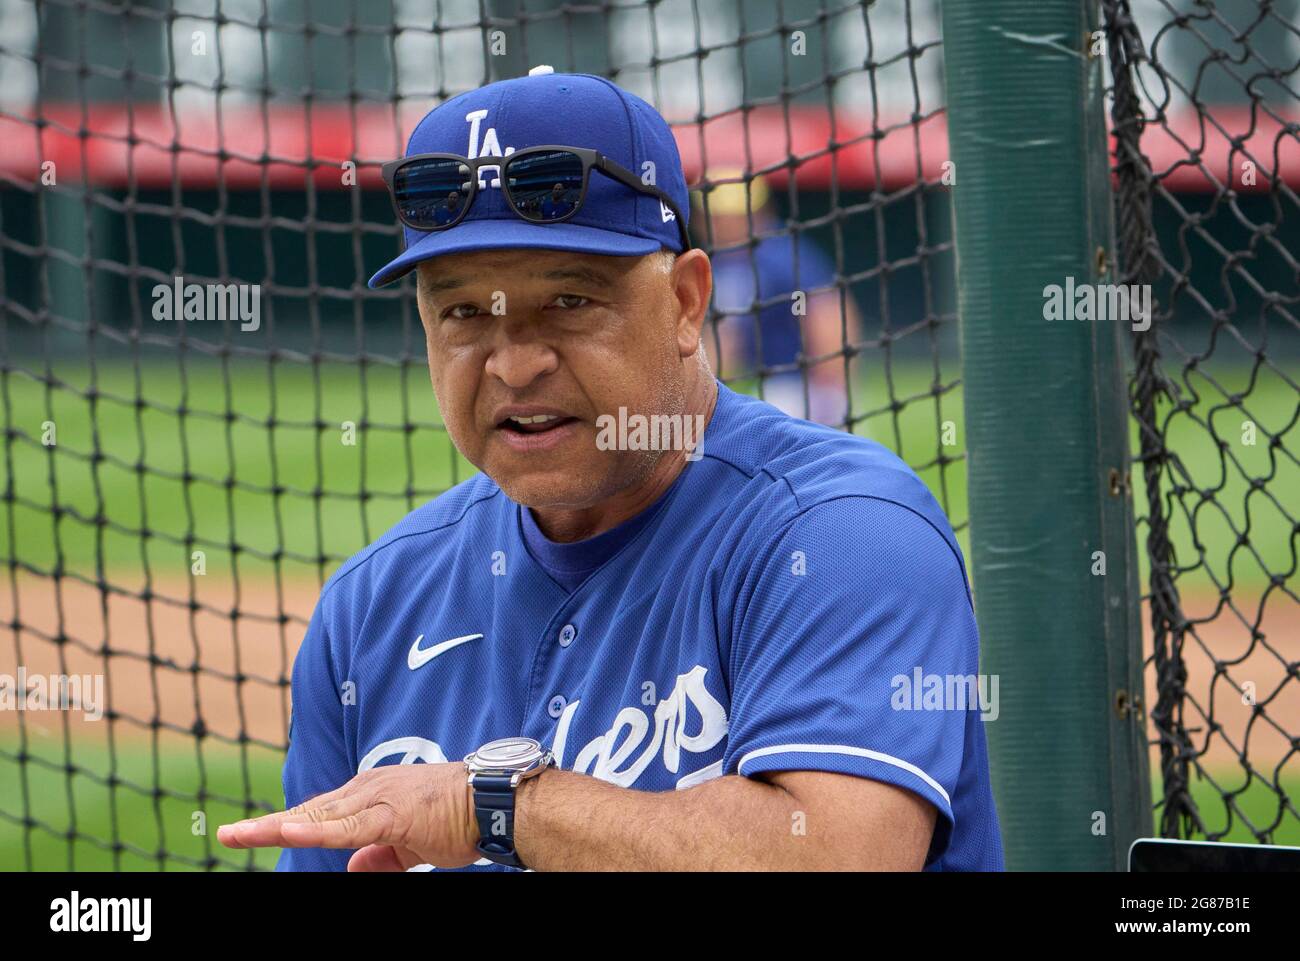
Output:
(483, 326), (559, 389)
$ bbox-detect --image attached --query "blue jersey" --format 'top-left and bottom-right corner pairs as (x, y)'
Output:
(711, 230), (840, 370)
(278, 382), (1003, 871)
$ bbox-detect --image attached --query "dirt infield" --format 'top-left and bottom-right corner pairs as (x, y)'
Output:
(2, 574), (1296, 779)
(0, 573), (315, 746)
(1140, 591), (1300, 774)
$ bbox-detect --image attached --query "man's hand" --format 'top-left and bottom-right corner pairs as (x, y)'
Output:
(217, 762), (479, 872)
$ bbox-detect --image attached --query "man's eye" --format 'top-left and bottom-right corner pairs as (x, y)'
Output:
(445, 303), (483, 320)
(548, 294), (588, 310)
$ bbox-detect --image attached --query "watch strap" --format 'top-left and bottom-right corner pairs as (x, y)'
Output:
(471, 772), (525, 868)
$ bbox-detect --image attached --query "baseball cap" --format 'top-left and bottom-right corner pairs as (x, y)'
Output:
(368, 67), (690, 288)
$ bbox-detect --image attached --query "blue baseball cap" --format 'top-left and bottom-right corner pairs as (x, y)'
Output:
(368, 68), (690, 288)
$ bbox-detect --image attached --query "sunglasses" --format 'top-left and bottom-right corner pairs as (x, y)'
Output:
(380, 145), (691, 251)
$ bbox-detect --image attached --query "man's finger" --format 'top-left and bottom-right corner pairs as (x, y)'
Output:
(217, 785), (374, 849)
(347, 844), (424, 872)
(276, 804), (401, 849)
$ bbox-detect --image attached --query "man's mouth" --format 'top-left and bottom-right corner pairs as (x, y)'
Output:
(497, 413), (579, 435)
(489, 405), (584, 452)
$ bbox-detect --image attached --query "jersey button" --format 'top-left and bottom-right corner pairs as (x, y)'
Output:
(547, 695), (567, 719)
(558, 624), (576, 647)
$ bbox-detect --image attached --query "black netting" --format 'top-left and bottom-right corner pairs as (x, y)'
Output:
(0, 0), (955, 869)
(1104, 0), (1299, 843)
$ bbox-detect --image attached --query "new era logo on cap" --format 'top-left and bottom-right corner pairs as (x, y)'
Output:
(369, 69), (691, 287)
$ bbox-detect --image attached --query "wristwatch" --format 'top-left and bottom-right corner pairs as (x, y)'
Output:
(464, 736), (554, 869)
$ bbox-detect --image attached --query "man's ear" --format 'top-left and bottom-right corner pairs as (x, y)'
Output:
(671, 249), (713, 360)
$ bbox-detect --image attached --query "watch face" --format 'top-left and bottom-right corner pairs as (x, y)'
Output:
(473, 736), (544, 770)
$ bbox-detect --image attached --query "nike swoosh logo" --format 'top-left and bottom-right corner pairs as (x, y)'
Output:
(407, 633), (483, 670)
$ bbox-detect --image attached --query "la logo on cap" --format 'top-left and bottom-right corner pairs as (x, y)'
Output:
(528, 64), (554, 76)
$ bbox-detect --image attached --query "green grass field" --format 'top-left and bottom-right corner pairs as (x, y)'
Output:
(1, 359), (475, 586)
(2, 355), (1294, 592)
(0, 733), (283, 871)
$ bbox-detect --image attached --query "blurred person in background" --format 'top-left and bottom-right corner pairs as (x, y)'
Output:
(701, 172), (863, 426)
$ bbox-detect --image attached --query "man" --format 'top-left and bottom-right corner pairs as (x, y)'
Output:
(703, 171), (864, 426)
(218, 67), (1002, 871)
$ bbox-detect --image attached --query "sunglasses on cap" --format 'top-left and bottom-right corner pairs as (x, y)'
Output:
(380, 145), (691, 252)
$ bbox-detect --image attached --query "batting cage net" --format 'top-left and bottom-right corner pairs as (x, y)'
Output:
(1104, 0), (1299, 843)
(4, 0), (1295, 873)
(0, 0), (956, 869)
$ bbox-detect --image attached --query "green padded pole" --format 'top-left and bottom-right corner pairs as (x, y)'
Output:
(940, 0), (1151, 869)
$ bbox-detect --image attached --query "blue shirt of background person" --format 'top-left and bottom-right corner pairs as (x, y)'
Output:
(710, 225), (840, 371)
(699, 174), (861, 426)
